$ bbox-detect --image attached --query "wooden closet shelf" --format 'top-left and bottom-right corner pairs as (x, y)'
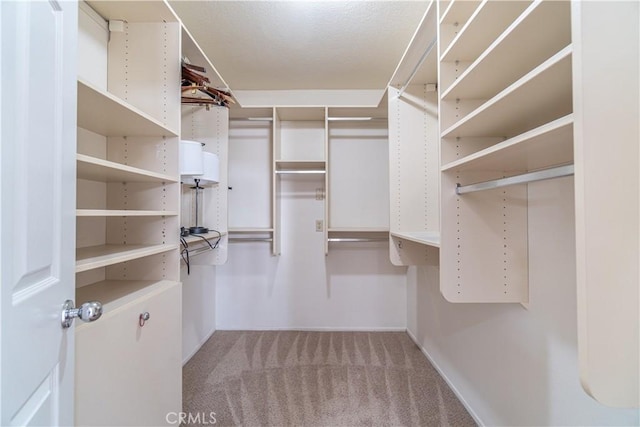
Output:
(77, 154), (178, 183)
(390, 231), (441, 248)
(442, 114), (574, 173)
(75, 244), (178, 273)
(441, 0), (531, 63)
(77, 79), (178, 137)
(442, 1), (571, 100)
(441, 46), (572, 139)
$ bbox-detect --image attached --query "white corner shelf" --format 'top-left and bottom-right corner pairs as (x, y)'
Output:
(391, 231), (441, 248)
(442, 114), (573, 173)
(441, 0), (531, 63)
(77, 154), (178, 183)
(442, 1), (571, 101)
(76, 244), (177, 273)
(76, 209), (179, 217)
(441, 45), (572, 139)
(77, 79), (178, 137)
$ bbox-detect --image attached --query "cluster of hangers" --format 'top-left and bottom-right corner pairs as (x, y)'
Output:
(181, 62), (234, 108)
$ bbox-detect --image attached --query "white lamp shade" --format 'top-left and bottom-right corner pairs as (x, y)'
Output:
(200, 152), (220, 184)
(180, 140), (204, 176)
(183, 152), (219, 185)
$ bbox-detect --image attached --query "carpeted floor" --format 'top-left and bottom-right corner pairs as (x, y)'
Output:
(183, 331), (476, 427)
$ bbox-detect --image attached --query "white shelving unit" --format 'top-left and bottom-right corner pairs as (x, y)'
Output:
(326, 105), (389, 252)
(571, 1), (639, 408)
(228, 108), (274, 249)
(75, 1), (182, 424)
(272, 107), (327, 256)
(387, 1), (441, 266)
(438, 0), (572, 304)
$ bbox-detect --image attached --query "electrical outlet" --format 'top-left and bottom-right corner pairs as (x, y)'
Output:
(315, 220), (323, 232)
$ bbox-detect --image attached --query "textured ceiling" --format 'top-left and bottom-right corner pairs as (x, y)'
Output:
(169, 1), (429, 91)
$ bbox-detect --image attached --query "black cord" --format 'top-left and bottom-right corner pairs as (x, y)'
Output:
(191, 233), (214, 249)
(179, 231), (223, 275)
(180, 236), (190, 275)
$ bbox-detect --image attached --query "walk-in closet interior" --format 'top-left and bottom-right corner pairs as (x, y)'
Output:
(49, 0), (640, 425)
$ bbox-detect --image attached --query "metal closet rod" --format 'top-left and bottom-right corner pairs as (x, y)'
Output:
(397, 35), (437, 98)
(456, 164), (574, 195)
(275, 170), (326, 174)
(328, 238), (388, 243)
(229, 237), (273, 243)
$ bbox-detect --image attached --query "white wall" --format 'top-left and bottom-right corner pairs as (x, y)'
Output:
(216, 175), (407, 330)
(181, 264), (217, 363)
(408, 178), (640, 426)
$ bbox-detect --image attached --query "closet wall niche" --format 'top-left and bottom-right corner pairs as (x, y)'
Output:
(228, 103), (390, 257)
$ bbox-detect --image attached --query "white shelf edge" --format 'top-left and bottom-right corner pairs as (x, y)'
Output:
(441, 114), (574, 171)
(75, 244), (178, 273)
(390, 231), (441, 248)
(76, 209), (179, 217)
(77, 78), (179, 137)
(77, 154), (178, 183)
(439, 0), (458, 24)
(441, 45), (573, 138)
(439, 0), (488, 61)
(441, 0), (567, 101)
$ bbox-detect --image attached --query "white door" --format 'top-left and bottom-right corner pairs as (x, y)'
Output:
(1, 1), (78, 425)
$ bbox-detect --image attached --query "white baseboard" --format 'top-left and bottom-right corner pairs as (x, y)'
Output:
(405, 328), (484, 427)
(215, 326), (407, 332)
(182, 327), (217, 366)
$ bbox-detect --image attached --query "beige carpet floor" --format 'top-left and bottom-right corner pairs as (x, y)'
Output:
(183, 331), (476, 427)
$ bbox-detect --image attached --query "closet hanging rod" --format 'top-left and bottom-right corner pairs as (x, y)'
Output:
(456, 165), (574, 195)
(275, 170), (326, 175)
(327, 117), (387, 122)
(397, 35), (437, 98)
(229, 237), (273, 243)
(327, 238), (388, 243)
(230, 117), (274, 122)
